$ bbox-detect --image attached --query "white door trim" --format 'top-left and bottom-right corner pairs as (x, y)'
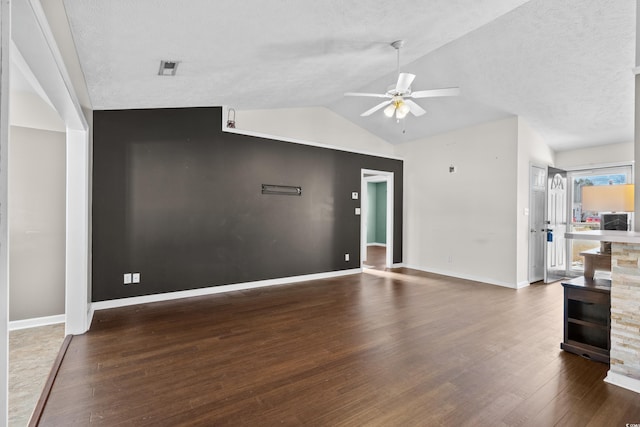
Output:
(361, 169), (394, 268)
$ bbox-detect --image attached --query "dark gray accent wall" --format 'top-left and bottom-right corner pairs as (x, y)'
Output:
(92, 107), (403, 301)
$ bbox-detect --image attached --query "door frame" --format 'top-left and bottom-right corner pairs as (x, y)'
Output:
(361, 169), (394, 268)
(12, 0), (91, 335)
(528, 163), (547, 283)
(544, 166), (569, 283)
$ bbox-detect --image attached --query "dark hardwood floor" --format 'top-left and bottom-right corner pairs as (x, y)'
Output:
(364, 245), (386, 270)
(39, 269), (640, 426)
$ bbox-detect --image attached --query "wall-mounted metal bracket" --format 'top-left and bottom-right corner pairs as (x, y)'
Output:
(261, 184), (302, 196)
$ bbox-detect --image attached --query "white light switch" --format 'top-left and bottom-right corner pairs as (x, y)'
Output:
(355, 207), (361, 215)
(352, 192), (359, 200)
(132, 273), (140, 283)
(124, 273), (132, 285)
(345, 253), (350, 261)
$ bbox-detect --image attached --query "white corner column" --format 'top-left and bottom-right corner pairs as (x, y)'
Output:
(65, 128), (90, 335)
(0, 0), (11, 425)
(634, 0), (640, 232)
(0, 0), (10, 422)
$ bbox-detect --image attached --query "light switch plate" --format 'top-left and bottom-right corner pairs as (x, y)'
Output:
(124, 273), (132, 285)
(132, 272), (140, 283)
(351, 192), (358, 200)
(355, 207), (361, 215)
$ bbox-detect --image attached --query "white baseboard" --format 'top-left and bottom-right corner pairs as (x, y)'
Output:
(87, 306), (95, 330)
(92, 268), (363, 312)
(366, 243), (387, 247)
(516, 280), (530, 289)
(9, 314), (65, 331)
(404, 264), (518, 289)
(391, 263), (405, 268)
(605, 371), (640, 394)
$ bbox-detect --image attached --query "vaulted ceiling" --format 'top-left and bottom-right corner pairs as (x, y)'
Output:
(61, 0), (635, 151)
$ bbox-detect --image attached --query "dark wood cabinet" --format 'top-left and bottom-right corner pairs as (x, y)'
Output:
(560, 276), (610, 364)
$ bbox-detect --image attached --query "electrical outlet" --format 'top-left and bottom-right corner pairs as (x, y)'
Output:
(132, 273), (140, 283)
(351, 192), (359, 200)
(124, 273), (132, 285)
(355, 207), (361, 215)
(345, 253), (350, 262)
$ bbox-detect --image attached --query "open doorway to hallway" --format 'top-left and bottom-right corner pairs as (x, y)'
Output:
(8, 42), (68, 426)
(361, 169), (394, 270)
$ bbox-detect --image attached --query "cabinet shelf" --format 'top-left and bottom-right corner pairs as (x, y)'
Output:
(561, 276), (610, 364)
(567, 317), (609, 330)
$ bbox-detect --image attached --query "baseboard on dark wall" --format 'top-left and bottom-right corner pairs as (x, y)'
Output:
(92, 268), (363, 311)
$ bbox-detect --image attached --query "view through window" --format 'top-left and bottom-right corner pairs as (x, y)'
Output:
(568, 166), (633, 275)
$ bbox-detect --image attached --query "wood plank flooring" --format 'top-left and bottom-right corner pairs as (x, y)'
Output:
(365, 245), (386, 270)
(39, 269), (640, 426)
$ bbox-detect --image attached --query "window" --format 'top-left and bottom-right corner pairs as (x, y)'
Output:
(567, 165), (633, 274)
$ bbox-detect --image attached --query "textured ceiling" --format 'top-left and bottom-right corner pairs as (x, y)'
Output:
(63, 0), (635, 150)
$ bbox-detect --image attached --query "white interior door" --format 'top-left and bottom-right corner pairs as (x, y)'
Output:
(529, 165), (546, 282)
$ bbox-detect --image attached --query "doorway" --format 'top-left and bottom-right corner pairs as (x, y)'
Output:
(361, 169), (394, 269)
(529, 165), (546, 282)
(545, 167), (568, 283)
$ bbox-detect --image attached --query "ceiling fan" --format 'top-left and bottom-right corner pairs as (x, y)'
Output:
(345, 40), (460, 120)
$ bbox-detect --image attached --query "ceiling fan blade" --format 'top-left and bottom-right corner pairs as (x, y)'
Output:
(395, 73), (415, 93)
(404, 99), (426, 117)
(344, 92), (391, 98)
(361, 100), (392, 117)
(410, 87), (461, 98)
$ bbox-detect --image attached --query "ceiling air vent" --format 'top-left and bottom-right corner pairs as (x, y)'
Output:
(158, 60), (179, 76)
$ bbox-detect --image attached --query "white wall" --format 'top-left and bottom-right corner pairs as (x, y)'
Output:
(397, 117), (520, 287)
(8, 126), (66, 321)
(555, 141), (633, 169)
(234, 106), (396, 157)
(516, 118), (555, 285)
(39, 0), (92, 110)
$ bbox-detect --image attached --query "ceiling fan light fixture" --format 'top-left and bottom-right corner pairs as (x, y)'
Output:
(397, 102), (410, 117)
(344, 40), (459, 121)
(383, 103), (396, 117)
